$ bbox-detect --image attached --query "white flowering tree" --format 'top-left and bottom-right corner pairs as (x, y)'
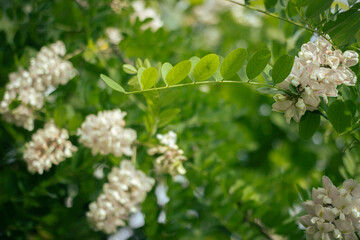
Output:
(1, 0), (360, 239)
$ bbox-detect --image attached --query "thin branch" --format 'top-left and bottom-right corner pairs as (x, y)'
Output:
(225, 0), (336, 48)
(125, 80), (292, 95)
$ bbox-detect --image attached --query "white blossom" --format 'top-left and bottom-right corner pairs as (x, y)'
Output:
(130, 1), (163, 31)
(23, 122), (77, 174)
(0, 41), (77, 130)
(156, 131), (177, 148)
(86, 160), (154, 234)
(300, 176), (360, 240)
(273, 36), (359, 123)
(148, 131), (187, 176)
(106, 27), (123, 45)
(77, 109), (136, 157)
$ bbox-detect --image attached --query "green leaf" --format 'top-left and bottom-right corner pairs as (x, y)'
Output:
(136, 58), (144, 69)
(144, 59), (151, 68)
(272, 55), (294, 84)
(193, 54), (220, 81)
(158, 108), (181, 127)
(299, 111), (320, 140)
(140, 67), (158, 90)
(323, 3), (360, 46)
(213, 56), (224, 81)
(220, 48), (247, 79)
(100, 74), (125, 93)
(256, 87), (284, 95)
(348, 0), (357, 6)
(305, 0), (333, 18)
(161, 63), (173, 82)
(327, 100), (353, 134)
(123, 64), (137, 74)
(54, 104), (74, 127)
(165, 60), (192, 86)
(246, 50), (271, 80)
(264, 0), (277, 9)
(189, 56), (200, 82)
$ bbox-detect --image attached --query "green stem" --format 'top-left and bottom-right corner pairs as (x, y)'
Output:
(225, 0), (336, 48)
(125, 80), (292, 95)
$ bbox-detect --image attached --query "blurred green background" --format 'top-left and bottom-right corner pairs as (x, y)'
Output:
(1, 0), (360, 239)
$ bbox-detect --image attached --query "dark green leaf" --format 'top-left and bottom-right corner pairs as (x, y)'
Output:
(299, 111), (320, 140)
(305, 0), (333, 18)
(193, 54), (220, 81)
(323, 3), (360, 46)
(246, 50), (271, 80)
(272, 55), (294, 84)
(264, 0), (277, 9)
(327, 100), (353, 134)
(220, 48), (247, 79)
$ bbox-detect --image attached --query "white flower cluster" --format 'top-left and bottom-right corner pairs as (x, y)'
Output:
(77, 109), (137, 157)
(148, 131), (187, 176)
(273, 36), (359, 123)
(131, 1), (163, 32)
(0, 41), (77, 130)
(23, 122), (77, 174)
(105, 27), (123, 45)
(86, 160), (155, 234)
(300, 176), (360, 240)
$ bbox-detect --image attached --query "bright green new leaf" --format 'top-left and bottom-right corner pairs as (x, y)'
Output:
(193, 54), (220, 81)
(272, 55), (294, 84)
(100, 74), (125, 93)
(299, 111), (320, 140)
(144, 59), (151, 68)
(123, 64), (138, 74)
(220, 48), (247, 80)
(327, 100), (353, 134)
(140, 67), (158, 90)
(136, 58), (144, 69)
(161, 63), (173, 82)
(165, 60), (192, 86)
(246, 50), (271, 80)
(137, 67), (146, 88)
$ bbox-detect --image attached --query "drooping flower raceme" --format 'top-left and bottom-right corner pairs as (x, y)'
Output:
(77, 109), (137, 157)
(300, 176), (360, 240)
(23, 122), (77, 174)
(148, 131), (187, 176)
(0, 41), (77, 130)
(86, 160), (155, 234)
(273, 36), (359, 123)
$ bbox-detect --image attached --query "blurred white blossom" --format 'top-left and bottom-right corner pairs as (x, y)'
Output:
(106, 27), (123, 45)
(86, 160), (154, 234)
(300, 176), (360, 240)
(155, 183), (170, 206)
(23, 122), (77, 174)
(273, 36), (359, 123)
(0, 41), (77, 130)
(148, 131), (187, 176)
(77, 109), (136, 157)
(131, 1), (163, 31)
